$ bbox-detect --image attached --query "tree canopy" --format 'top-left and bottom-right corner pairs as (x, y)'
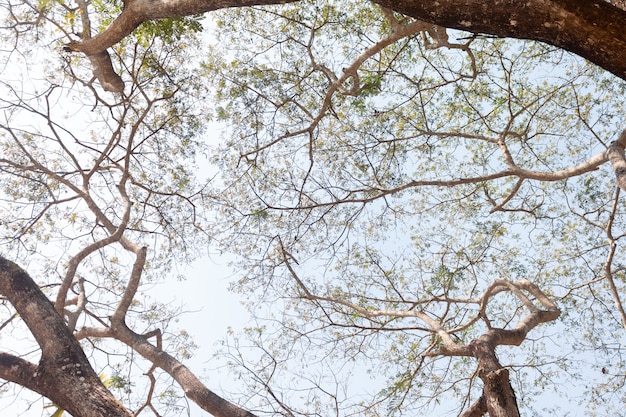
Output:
(1, 0), (626, 416)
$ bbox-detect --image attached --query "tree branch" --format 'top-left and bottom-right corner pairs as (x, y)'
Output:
(0, 353), (39, 393)
(107, 320), (258, 417)
(606, 129), (626, 191)
(0, 256), (132, 417)
(64, 0), (626, 91)
(459, 394), (488, 417)
(373, 0), (626, 81)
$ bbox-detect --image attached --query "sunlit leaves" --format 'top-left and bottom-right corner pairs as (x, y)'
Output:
(137, 16), (204, 45)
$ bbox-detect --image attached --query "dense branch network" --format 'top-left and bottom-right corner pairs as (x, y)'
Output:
(281, 242), (560, 416)
(0, 65), (256, 415)
(210, 11), (626, 414)
(2, 0), (626, 416)
(61, 0), (626, 92)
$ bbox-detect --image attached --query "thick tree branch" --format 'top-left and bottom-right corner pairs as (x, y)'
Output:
(110, 246), (148, 323)
(71, 0), (298, 56)
(373, 0), (626, 81)
(0, 257), (132, 417)
(281, 241), (559, 416)
(107, 320), (258, 417)
(66, 0), (626, 91)
(459, 394), (488, 417)
(87, 50), (125, 92)
(0, 353), (39, 392)
(64, 0), (299, 91)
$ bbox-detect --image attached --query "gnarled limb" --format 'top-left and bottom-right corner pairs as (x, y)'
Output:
(63, 0), (125, 92)
(1, 255), (260, 417)
(63, 0), (299, 91)
(282, 243), (560, 417)
(431, 280), (559, 417)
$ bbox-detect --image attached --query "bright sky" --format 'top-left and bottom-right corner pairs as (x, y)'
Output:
(1, 7), (625, 417)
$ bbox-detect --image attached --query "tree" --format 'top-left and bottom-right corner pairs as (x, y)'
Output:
(58, 0), (626, 91)
(206, 2), (626, 415)
(1, 0), (626, 417)
(0, 3), (256, 415)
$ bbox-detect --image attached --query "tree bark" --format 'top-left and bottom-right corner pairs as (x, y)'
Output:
(0, 256), (260, 417)
(459, 394), (488, 417)
(470, 340), (520, 417)
(373, 0), (626, 80)
(67, 0), (626, 89)
(66, 0), (626, 90)
(0, 257), (133, 417)
(71, 0), (298, 56)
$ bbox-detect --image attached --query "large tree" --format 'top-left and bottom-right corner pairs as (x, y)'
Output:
(205, 3), (626, 415)
(59, 0), (626, 90)
(0, 3), (255, 415)
(1, 0), (626, 417)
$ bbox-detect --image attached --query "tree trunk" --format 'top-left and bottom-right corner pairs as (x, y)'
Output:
(469, 339), (520, 417)
(0, 256), (260, 417)
(0, 257), (133, 417)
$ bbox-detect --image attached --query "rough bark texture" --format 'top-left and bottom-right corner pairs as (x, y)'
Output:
(0, 255), (260, 417)
(72, 0), (298, 56)
(459, 394), (488, 417)
(87, 50), (126, 92)
(374, 0), (626, 80)
(470, 340), (520, 417)
(0, 257), (133, 417)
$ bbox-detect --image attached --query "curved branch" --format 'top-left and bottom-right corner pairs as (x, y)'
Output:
(110, 246), (147, 323)
(606, 129), (626, 191)
(265, 147), (608, 211)
(64, 0), (299, 90)
(54, 182), (134, 313)
(603, 188), (626, 329)
(479, 280), (560, 349)
(373, 0), (626, 81)
(62, 0), (626, 89)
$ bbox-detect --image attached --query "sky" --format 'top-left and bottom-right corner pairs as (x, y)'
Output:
(0, 28), (252, 415)
(1, 5), (626, 417)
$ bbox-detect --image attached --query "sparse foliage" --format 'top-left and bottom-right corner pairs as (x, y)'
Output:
(1, 0), (626, 417)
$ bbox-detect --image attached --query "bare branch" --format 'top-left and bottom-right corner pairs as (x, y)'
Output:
(606, 129), (626, 191)
(603, 188), (626, 329)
